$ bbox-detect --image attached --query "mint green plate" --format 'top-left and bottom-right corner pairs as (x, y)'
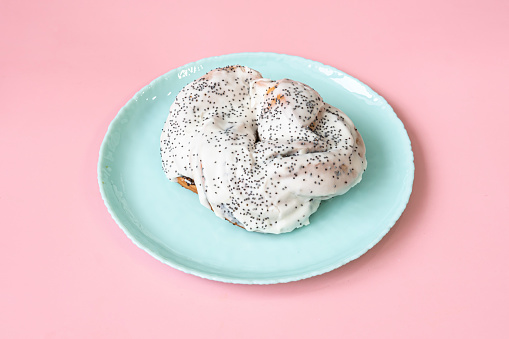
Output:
(98, 53), (414, 284)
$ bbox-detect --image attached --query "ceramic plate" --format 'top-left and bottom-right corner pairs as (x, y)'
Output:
(98, 53), (414, 284)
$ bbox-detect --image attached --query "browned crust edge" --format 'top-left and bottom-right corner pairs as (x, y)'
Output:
(176, 176), (244, 229)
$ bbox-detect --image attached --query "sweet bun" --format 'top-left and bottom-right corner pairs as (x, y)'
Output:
(161, 66), (366, 233)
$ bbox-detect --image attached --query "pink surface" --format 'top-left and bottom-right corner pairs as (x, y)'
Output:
(1, 0), (508, 337)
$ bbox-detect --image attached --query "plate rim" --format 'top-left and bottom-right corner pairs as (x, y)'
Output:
(98, 52), (415, 284)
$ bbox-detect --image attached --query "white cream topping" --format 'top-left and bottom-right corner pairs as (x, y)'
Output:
(160, 66), (367, 234)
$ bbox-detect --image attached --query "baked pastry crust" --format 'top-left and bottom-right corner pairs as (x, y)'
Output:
(176, 176), (244, 229)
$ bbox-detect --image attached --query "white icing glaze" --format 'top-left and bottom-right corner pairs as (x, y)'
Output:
(160, 66), (367, 234)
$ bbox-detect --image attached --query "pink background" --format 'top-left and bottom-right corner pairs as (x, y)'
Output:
(1, 0), (508, 337)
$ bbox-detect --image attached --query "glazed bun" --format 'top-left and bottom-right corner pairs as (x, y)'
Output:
(161, 66), (366, 233)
